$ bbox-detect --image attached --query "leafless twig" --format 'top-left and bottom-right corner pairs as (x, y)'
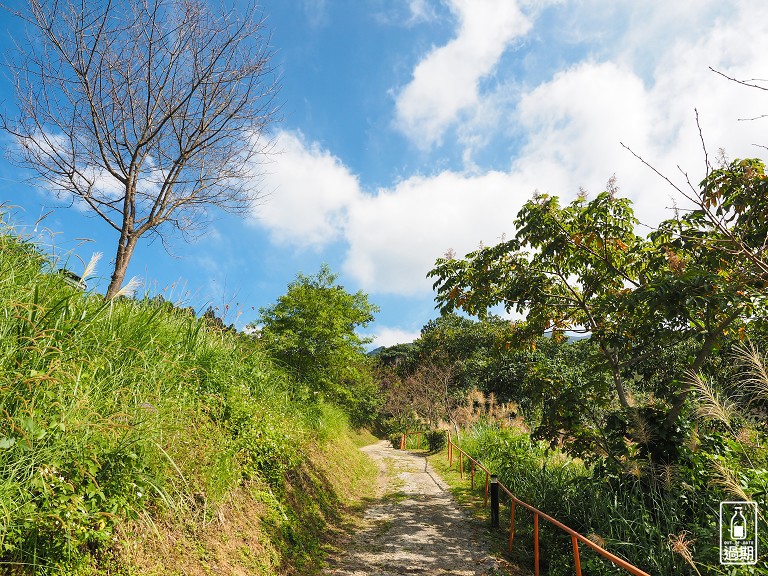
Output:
(1, 0), (280, 298)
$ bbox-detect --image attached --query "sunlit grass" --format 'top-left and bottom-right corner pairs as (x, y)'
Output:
(435, 422), (755, 576)
(0, 218), (376, 574)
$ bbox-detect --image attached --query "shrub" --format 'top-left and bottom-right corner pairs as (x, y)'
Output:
(426, 430), (447, 452)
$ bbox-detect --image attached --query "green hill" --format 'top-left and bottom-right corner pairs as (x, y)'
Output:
(0, 219), (376, 575)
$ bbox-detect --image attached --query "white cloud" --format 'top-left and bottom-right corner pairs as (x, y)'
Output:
(251, 0), (768, 302)
(302, 0), (329, 28)
(406, 0), (438, 25)
(511, 1), (768, 227)
(514, 61), (656, 210)
(394, 0), (531, 148)
(369, 326), (421, 347)
(252, 130), (361, 248)
(343, 170), (528, 295)
(251, 130), (535, 295)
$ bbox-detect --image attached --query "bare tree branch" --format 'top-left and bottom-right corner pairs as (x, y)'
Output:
(710, 67), (768, 91)
(1, 0), (280, 298)
(738, 114), (768, 122)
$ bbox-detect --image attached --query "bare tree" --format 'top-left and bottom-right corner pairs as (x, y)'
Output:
(379, 359), (462, 436)
(1, 0), (279, 298)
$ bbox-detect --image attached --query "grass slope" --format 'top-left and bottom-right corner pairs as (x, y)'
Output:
(0, 221), (377, 575)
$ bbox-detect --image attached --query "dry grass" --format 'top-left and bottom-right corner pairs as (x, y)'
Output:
(687, 370), (736, 428)
(117, 485), (279, 576)
(709, 460), (750, 502)
(734, 341), (768, 406)
(668, 531), (702, 576)
(629, 410), (653, 444)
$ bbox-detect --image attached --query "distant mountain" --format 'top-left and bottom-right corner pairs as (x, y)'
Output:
(567, 333), (591, 343)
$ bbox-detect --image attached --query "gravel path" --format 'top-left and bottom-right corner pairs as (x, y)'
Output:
(326, 440), (511, 575)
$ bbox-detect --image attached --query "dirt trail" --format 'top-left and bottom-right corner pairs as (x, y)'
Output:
(326, 440), (510, 575)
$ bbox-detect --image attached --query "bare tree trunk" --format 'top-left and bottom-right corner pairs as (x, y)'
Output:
(599, 344), (630, 409)
(612, 370), (631, 409)
(106, 234), (137, 299)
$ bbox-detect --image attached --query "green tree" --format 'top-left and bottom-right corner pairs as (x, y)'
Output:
(429, 185), (647, 411)
(644, 157), (768, 425)
(415, 313), (519, 399)
(253, 265), (380, 417)
(429, 177), (763, 461)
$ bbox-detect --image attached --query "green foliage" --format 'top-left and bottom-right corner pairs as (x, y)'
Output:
(425, 430), (447, 452)
(457, 421), (768, 575)
(428, 187), (658, 445)
(429, 172), (767, 461)
(426, 158), (768, 573)
(416, 313), (515, 393)
(701, 157), (768, 255)
(429, 188), (645, 342)
(375, 314), (523, 438)
(0, 222), (371, 573)
(255, 264), (381, 423)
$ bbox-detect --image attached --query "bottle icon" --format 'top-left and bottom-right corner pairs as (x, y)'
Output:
(731, 505), (747, 540)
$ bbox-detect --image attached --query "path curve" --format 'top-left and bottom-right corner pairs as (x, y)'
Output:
(326, 440), (509, 575)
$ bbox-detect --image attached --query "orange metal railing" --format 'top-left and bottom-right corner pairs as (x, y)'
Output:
(398, 431), (427, 450)
(445, 434), (651, 576)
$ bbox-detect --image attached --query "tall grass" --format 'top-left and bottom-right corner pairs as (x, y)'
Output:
(0, 221), (357, 574)
(457, 421), (759, 575)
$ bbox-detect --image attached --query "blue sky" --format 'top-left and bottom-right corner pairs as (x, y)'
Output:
(1, 0), (768, 347)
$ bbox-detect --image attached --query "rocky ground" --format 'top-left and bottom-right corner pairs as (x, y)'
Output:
(326, 440), (517, 575)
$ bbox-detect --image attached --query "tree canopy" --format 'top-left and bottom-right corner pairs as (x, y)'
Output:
(429, 163), (767, 460)
(254, 265), (379, 415)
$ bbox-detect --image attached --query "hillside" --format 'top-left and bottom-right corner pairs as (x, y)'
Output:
(0, 221), (377, 575)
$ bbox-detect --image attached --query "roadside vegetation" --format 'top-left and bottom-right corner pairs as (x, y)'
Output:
(5, 142), (768, 576)
(375, 156), (768, 575)
(0, 217), (378, 575)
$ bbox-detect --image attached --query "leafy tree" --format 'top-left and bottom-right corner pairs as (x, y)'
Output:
(201, 306), (235, 333)
(253, 265), (379, 417)
(429, 185), (647, 411)
(375, 314), (530, 441)
(642, 158), (768, 425)
(429, 176), (764, 460)
(372, 342), (417, 368)
(1, 0), (279, 298)
(699, 157), (768, 277)
(415, 313), (520, 399)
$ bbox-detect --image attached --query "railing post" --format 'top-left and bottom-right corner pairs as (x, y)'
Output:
(508, 500), (516, 552)
(490, 475), (499, 528)
(436, 435), (650, 576)
(400, 433), (405, 450)
(534, 512), (540, 576)
(572, 535), (582, 576)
